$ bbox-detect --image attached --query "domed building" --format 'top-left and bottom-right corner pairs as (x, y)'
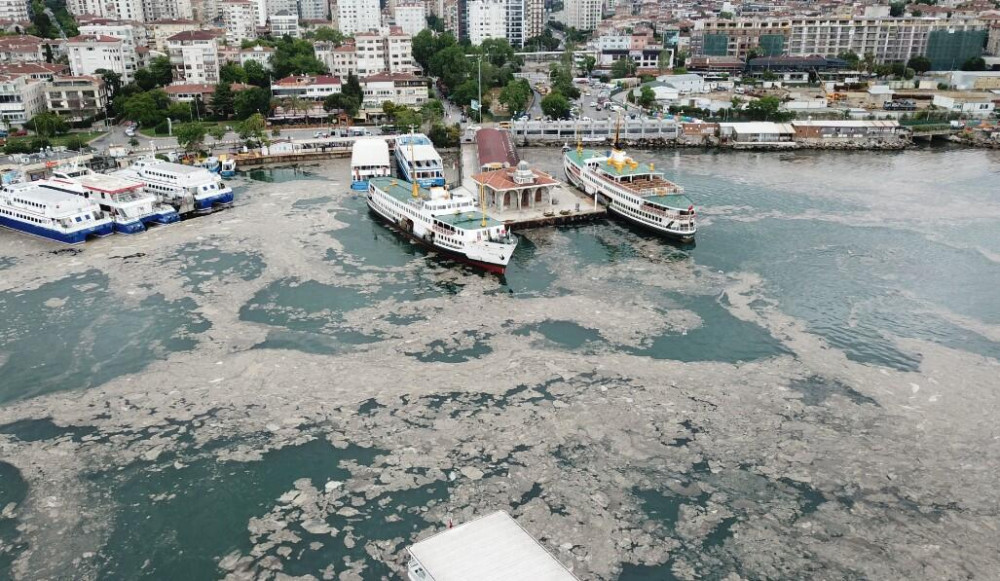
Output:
(472, 160), (559, 212)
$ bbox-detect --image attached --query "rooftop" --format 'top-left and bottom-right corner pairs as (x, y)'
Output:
(67, 34), (121, 43)
(362, 72), (423, 83)
(472, 166), (559, 192)
(476, 128), (519, 168)
(274, 74), (342, 86)
(167, 30), (221, 41)
(407, 511), (578, 581)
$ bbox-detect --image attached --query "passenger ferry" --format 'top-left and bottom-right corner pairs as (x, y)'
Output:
(367, 176), (517, 273)
(0, 180), (112, 243)
(394, 132), (445, 187)
(350, 138), (391, 190)
(50, 167), (179, 234)
(219, 156), (237, 178)
(116, 158), (234, 215)
(564, 140), (696, 241)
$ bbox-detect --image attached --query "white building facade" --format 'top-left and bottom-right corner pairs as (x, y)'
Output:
(564, 0), (601, 31)
(332, 0), (380, 36)
(166, 31), (221, 85)
(394, 3), (425, 37)
(466, 0), (506, 45)
(223, 0), (259, 45)
(67, 35), (134, 83)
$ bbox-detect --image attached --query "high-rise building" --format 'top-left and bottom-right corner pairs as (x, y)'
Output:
(355, 26), (415, 76)
(564, 0), (601, 31)
(523, 0), (542, 41)
(269, 11), (299, 37)
(0, 0), (30, 21)
(298, 0), (327, 20)
(78, 22), (145, 82)
(466, 0), (505, 45)
(143, 0), (194, 21)
(222, 0), (258, 45)
(394, 3), (426, 37)
(331, 0), (380, 36)
(67, 35), (135, 83)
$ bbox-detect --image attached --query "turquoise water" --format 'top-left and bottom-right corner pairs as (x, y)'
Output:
(1, 147), (998, 580)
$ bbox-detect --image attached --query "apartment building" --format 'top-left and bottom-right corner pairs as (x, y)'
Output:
(361, 71), (427, 108)
(0, 63), (69, 81)
(564, 0), (601, 31)
(67, 34), (135, 83)
(271, 74), (342, 99)
(297, 0), (327, 20)
(394, 3), (426, 37)
(691, 16), (989, 65)
(0, 36), (47, 64)
(354, 27), (415, 76)
(223, 0), (258, 45)
(166, 30), (221, 85)
(331, 0), (380, 36)
(523, 0), (543, 41)
(45, 76), (107, 122)
(0, 73), (45, 126)
(143, 0), (194, 22)
(78, 22), (144, 82)
(315, 41), (356, 77)
(0, 0), (31, 21)
(466, 0), (506, 45)
(148, 20), (203, 52)
(239, 44), (274, 66)
(269, 11), (299, 37)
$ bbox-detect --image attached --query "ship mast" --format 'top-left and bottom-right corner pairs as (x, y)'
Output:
(613, 111), (622, 151)
(409, 126), (419, 198)
(479, 182), (487, 228)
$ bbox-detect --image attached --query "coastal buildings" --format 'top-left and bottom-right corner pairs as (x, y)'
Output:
(393, 2), (426, 37)
(353, 27), (416, 76)
(0, 36), (48, 64)
(166, 30), (222, 85)
(222, 0), (259, 45)
(361, 72), (428, 109)
(467, 0), (506, 45)
(239, 44), (274, 67)
(0, 73), (46, 126)
(331, 0), (380, 36)
(297, 0), (328, 21)
(564, 0), (602, 31)
(67, 35), (134, 83)
(269, 11), (299, 38)
(271, 74), (342, 100)
(44, 76), (108, 122)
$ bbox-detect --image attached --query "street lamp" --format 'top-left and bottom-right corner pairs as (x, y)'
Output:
(478, 49), (492, 124)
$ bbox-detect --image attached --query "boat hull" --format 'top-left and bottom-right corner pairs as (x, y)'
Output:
(0, 215), (113, 244)
(194, 190), (234, 212)
(366, 199), (508, 274)
(563, 155), (696, 242)
(113, 219), (146, 234)
(220, 170), (236, 178)
(351, 180), (369, 191)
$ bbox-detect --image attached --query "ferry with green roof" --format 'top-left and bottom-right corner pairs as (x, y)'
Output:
(563, 141), (696, 242)
(366, 176), (518, 273)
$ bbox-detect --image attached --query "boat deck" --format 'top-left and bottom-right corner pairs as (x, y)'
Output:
(434, 209), (504, 230)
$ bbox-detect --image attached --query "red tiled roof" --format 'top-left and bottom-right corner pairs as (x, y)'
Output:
(168, 30), (221, 41)
(476, 128), (518, 168)
(362, 72), (423, 83)
(164, 83), (216, 94)
(472, 167), (558, 191)
(67, 34), (121, 43)
(274, 74), (341, 86)
(0, 63), (68, 75)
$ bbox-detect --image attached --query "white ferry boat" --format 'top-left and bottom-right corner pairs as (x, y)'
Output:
(350, 138), (391, 190)
(394, 133), (445, 187)
(367, 176), (517, 273)
(219, 155), (237, 178)
(0, 180), (112, 243)
(116, 158), (234, 215)
(564, 144), (696, 242)
(50, 167), (179, 234)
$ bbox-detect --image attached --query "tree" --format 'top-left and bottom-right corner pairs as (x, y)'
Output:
(420, 98), (445, 125)
(29, 111), (68, 137)
(323, 92), (360, 117)
(582, 55), (597, 75)
(175, 122), (207, 152)
(238, 112), (268, 144)
(270, 36), (327, 78)
(961, 57), (986, 71)
(412, 29), (437, 73)
(124, 90), (170, 127)
(907, 55), (932, 74)
(656, 50), (672, 73)
(889, 1), (906, 17)
(212, 82), (235, 118)
(220, 62), (248, 84)
(498, 79), (531, 114)
(611, 57), (637, 79)
(428, 122), (460, 147)
(308, 27), (346, 45)
(430, 45), (470, 90)
(134, 68), (158, 92)
(208, 125), (227, 141)
(541, 91), (571, 119)
(166, 101), (193, 123)
(479, 38), (520, 70)
(745, 96), (787, 121)
(234, 86), (272, 119)
(638, 85), (656, 108)
(245, 60), (271, 88)
(149, 56), (173, 87)
(838, 50), (860, 69)
(281, 96), (310, 119)
(341, 71), (363, 108)
(95, 69), (122, 100)
(426, 15), (445, 33)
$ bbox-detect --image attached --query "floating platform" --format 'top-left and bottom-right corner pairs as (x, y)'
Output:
(491, 185), (607, 230)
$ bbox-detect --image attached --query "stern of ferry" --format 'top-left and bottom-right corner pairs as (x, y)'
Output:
(113, 218), (146, 234)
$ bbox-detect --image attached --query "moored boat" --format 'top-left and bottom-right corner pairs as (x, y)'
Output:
(394, 132), (445, 187)
(50, 166), (179, 233)
(563, 132), (696, 241)
(116, 158), (234, 215)
(0, 180), (113, 243)
(350, 138), (391, 190)
(219, 156), (237, 178)
(367, 176), (517, 273)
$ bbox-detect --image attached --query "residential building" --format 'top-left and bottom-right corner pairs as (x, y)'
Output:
(269, 11), (299, 37)
(223, 0), (259, 45)
(0, 63), (69, 81)
(316, 41), (356, 77)
(143, 0), (194, 21)
(148, 20), (203, 52)
(78, 22), (144, 82)
(67, 35), (134, 83)
(466, 0), (506, 45)
(691, 18), (792, 59)
(271, 74), (342, 99)
(164, 81), (250, 104)
(166, 30), (221, 85)
(44, 75), (107, 122)
(0, 35), (46, 64)
(523, 0), (542, 41)
(0, 73), (46, 126)
(361, 71), (427, 109)
(267, 0), (297, 17)
(0, 0), (30, 21)
(355, 27), (415, 76)
(564, 0), (601, 31)
(190, 0), (221, 22)
(332, 0), (380, 36)
(239, 44), (274, 66)
(67, 0), (108, 18)
(394, 2), (425, 37)
(298, 0), (327, 20)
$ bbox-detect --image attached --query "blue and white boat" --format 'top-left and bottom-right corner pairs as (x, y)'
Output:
(199, 157), (221, 173)
(51, 167), (179, 234)
(219, 156), (237, 178)
(394, 132), (445, 187)
(350, 138), (391, 190)
(116, 158), (234, 215)
(0, 180), (112, 244)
